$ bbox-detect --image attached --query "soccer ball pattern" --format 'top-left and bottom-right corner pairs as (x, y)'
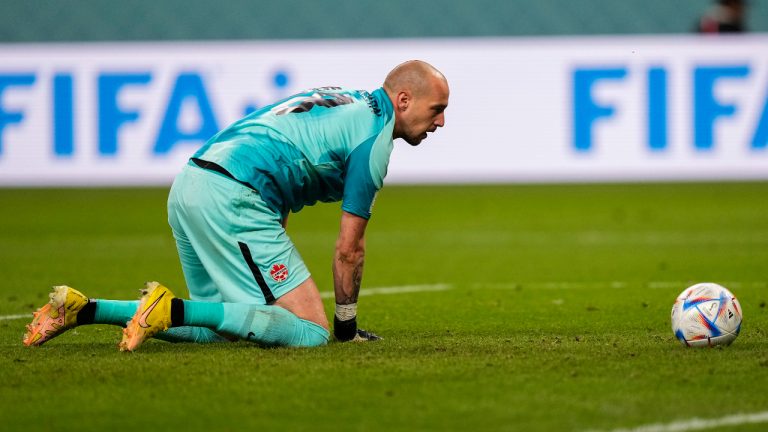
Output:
(671, 283), (742, 347)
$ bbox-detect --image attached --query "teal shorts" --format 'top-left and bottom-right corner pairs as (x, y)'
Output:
(167, 164), (311, 304)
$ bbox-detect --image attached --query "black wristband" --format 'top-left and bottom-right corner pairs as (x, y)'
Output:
(334, 315), (357, 342)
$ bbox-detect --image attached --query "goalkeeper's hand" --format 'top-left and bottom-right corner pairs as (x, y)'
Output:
(352, 328), (381, 341)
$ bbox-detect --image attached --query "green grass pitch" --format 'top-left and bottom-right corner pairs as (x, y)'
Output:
(1, 182), (767, 431)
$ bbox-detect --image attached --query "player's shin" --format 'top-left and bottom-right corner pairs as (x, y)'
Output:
(154, 326), (231, 343)
(82, 299), (139, 326)
(178, 300), (329, 347)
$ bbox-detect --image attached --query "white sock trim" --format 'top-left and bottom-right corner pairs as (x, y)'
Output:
(335, 303), (357, 321)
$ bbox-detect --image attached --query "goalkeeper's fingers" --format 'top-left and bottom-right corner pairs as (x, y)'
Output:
(352, 328), (381, 342)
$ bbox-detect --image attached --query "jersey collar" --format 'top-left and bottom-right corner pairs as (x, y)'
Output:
(371, 87), (394, 120)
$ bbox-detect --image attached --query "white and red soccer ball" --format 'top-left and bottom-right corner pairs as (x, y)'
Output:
(671, 283), (742, 347)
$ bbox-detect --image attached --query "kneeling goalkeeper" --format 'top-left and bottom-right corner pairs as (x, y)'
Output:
(23, 60), (450, 350)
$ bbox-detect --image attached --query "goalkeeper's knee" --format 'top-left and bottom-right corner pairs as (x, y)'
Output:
(295, 319), (330, 347)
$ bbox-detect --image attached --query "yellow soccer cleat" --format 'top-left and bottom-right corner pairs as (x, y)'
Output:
(23, 285), (89, 346)
(118, 281), (174, 352)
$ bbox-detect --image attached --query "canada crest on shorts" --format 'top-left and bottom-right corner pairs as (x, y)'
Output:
(270, 263), (289, 282)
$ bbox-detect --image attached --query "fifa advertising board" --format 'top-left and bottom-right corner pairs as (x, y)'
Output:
(0, 36), (767, 186)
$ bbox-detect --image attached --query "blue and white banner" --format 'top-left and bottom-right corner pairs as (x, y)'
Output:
(0, 35), (767, 185)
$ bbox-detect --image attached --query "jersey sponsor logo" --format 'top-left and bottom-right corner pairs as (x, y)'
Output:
(270, 263), (289, 282)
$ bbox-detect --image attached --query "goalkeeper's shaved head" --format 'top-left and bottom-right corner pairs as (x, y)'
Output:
(383, 60), (449, 146)
(384, 60), (447, 97)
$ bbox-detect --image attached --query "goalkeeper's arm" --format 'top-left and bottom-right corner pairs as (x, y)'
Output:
(332, 211), (368, 341)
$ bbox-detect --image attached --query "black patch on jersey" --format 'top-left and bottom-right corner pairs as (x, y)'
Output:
(275, 91), (353, 115)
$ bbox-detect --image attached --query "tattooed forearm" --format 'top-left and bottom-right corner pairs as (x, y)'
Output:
(350, 258), (364, 301)
(333, 251), (364, 305)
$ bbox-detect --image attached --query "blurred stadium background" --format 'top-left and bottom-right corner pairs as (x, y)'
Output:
(2, 0), (767, 187)
(2, 0), (767, 40)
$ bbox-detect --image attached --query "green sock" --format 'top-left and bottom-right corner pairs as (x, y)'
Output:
(83, 299), (226, 343)
(181, 300), (329, 347)
(92, 299), (139, 326)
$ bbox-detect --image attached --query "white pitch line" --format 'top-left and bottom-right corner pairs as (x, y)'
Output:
(471, 281), (637, 290)
(589, 411), (768, 432)
(0, 284), (453, 321)
(320, 283), (452, 299)
(0, 314), (30, 321)
(472, 281), (764, 291)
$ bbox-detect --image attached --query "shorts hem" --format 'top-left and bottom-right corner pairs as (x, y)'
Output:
(270, 273), (312, 301)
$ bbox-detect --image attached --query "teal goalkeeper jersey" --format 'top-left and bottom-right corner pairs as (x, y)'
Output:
(192, 87), (395, 219)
